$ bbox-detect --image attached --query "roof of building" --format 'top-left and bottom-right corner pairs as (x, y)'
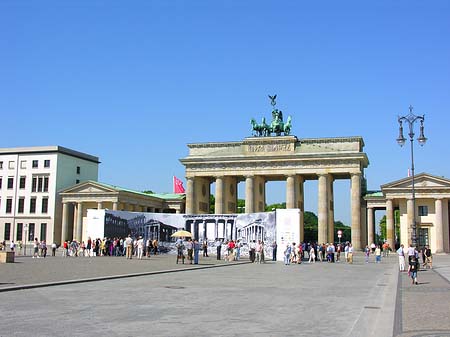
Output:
(94, 181), (185, 200)
(0, 145), (100, 163)
(364, 190), (383, 197)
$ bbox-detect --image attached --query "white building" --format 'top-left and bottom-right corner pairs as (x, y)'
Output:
(0, 146), (99, 247)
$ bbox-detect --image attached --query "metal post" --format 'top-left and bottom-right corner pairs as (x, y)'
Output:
(396, 105), (427, 248)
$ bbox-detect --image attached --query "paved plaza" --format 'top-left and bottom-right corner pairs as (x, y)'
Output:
(0, 252), (449, 337)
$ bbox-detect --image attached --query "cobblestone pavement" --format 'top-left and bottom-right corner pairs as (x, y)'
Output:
(0, 251), (449, 337)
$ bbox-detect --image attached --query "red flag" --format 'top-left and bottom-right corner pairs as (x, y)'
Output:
(173, 176), (185, 194)
(408, 168), (411, 177)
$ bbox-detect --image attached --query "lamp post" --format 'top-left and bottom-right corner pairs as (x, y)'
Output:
(24, 224), (28, 256)
(396, 105), (427, 247)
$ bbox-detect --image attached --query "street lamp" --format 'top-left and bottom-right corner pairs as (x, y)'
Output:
(396, 105), (427, 247)
(24, 224), (28, 256)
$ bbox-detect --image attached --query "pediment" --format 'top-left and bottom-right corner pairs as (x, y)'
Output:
(59, 181), (119, 194)
(381, 173), (450, 191)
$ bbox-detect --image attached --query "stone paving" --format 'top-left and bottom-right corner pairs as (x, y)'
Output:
(0, 251), (449, 337)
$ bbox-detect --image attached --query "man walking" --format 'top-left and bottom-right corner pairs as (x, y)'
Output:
(397, 244), (406, 271)
(125, 235), (133, 259)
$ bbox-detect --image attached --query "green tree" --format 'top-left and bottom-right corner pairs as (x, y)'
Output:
(265, 202), (286, 211)
(142, 190), (154, 194)
(210, 194), (215, 213)
(377, 210), (400, 245)
(303, 211), (318, 243)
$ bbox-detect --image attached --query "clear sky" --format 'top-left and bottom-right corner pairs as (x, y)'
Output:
(1, 1), (449, 226)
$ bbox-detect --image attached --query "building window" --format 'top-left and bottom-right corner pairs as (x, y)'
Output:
(6, 198), (12, 213)
(30, 198), (36, 213)
(20, 160), (26, 169)
(0, 177), (2, 189)
(18, 198), (25, 213)
(16, 223), (23, 241)
(418, 205), (428, 216)
(76, 166), (81, 174)
(32, 160), (38, 168)
(8, 161), (15, 169)
(32, 176), (49, 192)
(7, 177), (13, 189)
(0, 161), (3, 169)
(40, 223), (47, 241)
(28, 223), (35, 241)
(44, 160), (50, 168)
(43, 177), (49, 192)
(76, 179), (80, 184)
(38, 177), (43, 192)
(41, 197), (48, 213)
(4, 223), (11, 241)
(19, 176), (26, 189)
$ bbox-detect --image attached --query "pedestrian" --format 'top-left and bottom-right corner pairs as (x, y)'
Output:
(397, 244), (406, 271)
(408, 255), (419, 285)
(284, 244), (292, 265)
(137, 236), (144, 259)
(215, 239), (222, 260)
(423, 245), (432, 269)
(407, 244), (415, 264)
(176, 239), (185, 264)
(202, 239), (208, 257)
(271, 241), (277, 261)
(32, 238), (40, 258)
(347, 243), (354, 264)
(186, 238), (194, 264)
(41, 240), (47, 258)
(249, 240), (256, 263)
(308, 245), (315, 263)
(152, 239), (158, 255)
(255, 240), (262, 264)
(375, 245), (381, 263)
(364, 245), (370, 263)
(146, 238), (152, 258)
(193, 239), (200, 264)
(235, 240), (241, 261)
(10, 240), (15, 252)
(125, 235), (133, 259)
(51, 242), (57, 256)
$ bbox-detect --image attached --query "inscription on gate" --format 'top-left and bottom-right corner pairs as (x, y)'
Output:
(247, 143), (293, 153)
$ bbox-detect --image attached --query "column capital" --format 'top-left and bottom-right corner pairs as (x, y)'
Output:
(350, 172), (362, 177)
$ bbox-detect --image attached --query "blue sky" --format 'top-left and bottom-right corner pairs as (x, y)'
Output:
(1, 1), (449, 226)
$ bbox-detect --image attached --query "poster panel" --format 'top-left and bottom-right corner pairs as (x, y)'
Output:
(275, 209), (300, 261)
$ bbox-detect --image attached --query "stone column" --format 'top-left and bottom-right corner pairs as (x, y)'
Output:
(351, 173), (361, 250)
(297, 176), (305, 243)
(286, 175), (296, 209)
(97, 202), (103, 210)
(328, 176), (335, 244)
(367, 207), (374, 246)
(215, 176), (224, 214)
(113, 202), (118, 211)
(318, 174), (328, 245)
(386, 199), (394, 250)
(245, 176), (254, 213)
(61, 202), (69, 244)
(435, 198), (444, 253)
(406, 198), (414, 246)
(76, 202), (83, 242)
(186, 177), (195, 214)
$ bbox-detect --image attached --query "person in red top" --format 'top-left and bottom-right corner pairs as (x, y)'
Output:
(63, 241), (69, 257)
(227, 240), (236, 260)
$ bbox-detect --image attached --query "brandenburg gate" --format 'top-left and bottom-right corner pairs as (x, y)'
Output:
(180, 98), (369, 249)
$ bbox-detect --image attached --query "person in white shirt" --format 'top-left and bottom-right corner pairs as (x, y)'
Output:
(137, 236), (144, 259)
(397, 244), (406, 271)
(125, 235), (133, 259)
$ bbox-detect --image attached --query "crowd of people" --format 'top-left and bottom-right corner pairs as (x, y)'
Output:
(59, 236), (159, 259)
(283, 241), (356, 265)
